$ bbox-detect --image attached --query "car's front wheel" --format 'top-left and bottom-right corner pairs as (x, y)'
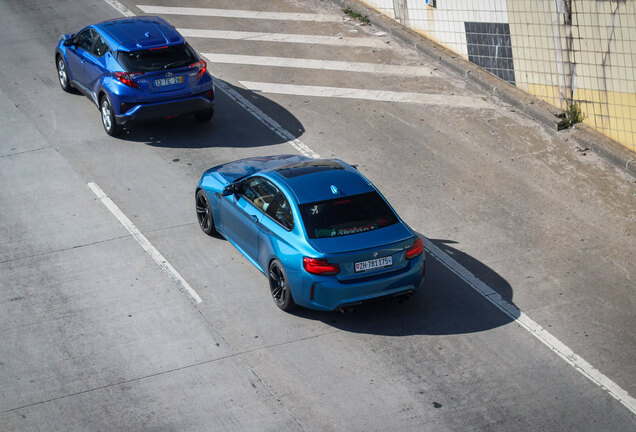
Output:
(196, 189), (217, 235)
(100, 95), (122, 137)
(56, 56), (72, 93)
(269, 260), (296, 312)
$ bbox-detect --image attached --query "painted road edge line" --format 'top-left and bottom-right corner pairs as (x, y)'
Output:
(108, 0), (635, 416)
(423, 238), (636, 416)
(88, 182), (203, 304)
(213, 79), (321, 159)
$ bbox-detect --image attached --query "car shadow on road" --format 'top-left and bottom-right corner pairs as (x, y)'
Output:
(113, 79), (305, 148)
(294, 238), (520, 336)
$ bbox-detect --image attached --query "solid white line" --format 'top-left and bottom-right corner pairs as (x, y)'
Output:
(202, 53), (434, 77)
(238, 81), (491, 109)
(136, 5), (340, 22)
(213, 80), (321, 159)
(104, 0), (134, 16)
(107, 0), (636, 416)
(422, 238), (636, 416)
(88, 182), (203, 304)
(178, 28), (390, 48)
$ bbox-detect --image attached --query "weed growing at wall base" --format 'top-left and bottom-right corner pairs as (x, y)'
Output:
(343, 8), (370, 25)
(558, 102), (587, 130)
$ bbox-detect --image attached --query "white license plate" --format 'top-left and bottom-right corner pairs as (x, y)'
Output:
(154, 76), (184, 87)
(354, 256), (392, 273)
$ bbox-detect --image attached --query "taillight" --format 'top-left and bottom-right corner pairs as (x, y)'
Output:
(114, 71), (143, 88)
(405, 237), (424, 260)
(303, 257), (340, 275)
(190, 60), (206, 80)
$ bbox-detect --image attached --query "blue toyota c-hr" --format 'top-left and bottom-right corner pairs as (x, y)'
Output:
(55, 16), (214, 136)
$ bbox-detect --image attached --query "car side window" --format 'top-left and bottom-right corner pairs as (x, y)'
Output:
(241, 178), (293, 230)
(75, 29), (95, 52)
(92, 35), (109, 57)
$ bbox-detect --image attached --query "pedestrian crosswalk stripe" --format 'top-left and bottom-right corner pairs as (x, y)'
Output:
(202, 54), (435, 77)
(136, 5), (340, 22)
(238, 81), (491, 109)
(178, 28), (390, 49)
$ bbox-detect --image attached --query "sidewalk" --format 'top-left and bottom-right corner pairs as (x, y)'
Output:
(329, 0), (636, 178)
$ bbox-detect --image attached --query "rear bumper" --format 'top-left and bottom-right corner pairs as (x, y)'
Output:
(291, 256), (425, 311)
(115, 95), (214, 125)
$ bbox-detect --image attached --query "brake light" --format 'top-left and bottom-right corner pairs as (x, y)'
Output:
(114, 71), (144, 88)
(303, 257), (340, 275)
(405, 237), (424, 260)
(190, 60), (206, 80)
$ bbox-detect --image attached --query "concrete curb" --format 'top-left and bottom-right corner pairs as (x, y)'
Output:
(329, 0), (636, 178)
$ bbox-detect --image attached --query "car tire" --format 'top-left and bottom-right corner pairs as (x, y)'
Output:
(100, 95), (123, 137)
(194, 108), (214, 122)
(268, 260), (296, 312)
(56, 56), (73, 93)
(196, 189), (218, 236)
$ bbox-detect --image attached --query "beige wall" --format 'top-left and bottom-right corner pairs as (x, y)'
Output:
(361, 0), (636, 152)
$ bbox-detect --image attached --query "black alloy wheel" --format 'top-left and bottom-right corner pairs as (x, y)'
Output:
(268, 260), (295, 311)
(196, 189), (217, 235)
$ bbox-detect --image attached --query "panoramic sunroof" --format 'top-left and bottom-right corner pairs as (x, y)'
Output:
(275, 160), (344, 179)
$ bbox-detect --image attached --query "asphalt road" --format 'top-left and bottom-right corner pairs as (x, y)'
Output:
(0, 0), (634, 430)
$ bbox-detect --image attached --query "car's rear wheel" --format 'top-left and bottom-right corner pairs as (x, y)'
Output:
(269, 260), (296, 312)
(194, 108), (214, 122)
(196, 189), (217, 235)
(56, 56), (72, 93)
(100, 95), (122, 137)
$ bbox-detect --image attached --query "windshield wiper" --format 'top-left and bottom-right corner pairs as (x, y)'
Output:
(163, 60), (189, 70)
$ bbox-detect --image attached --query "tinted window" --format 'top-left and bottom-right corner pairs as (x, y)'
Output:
(299, 191), (398, 239)
(75, 29), (95, 52)
(92, 35), (109, 57)
(242, 178), (293, 230)
(116, 44), (196, 72)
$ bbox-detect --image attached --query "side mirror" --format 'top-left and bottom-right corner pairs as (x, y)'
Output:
(63, 38), (74, 47)
(222, 183), (239, 196)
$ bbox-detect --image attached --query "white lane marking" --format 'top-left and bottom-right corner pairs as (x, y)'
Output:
(213, 80), (320, 159)
(179, 28), (390, 49)
(107, 0), (636, 416)
(136, 5), (340, 22)
(203, 53), (434, 77)
(104, 0), (134, 16)
(88, 182), (203, 304)
(238, 81), (491, 109)
(423, 238), (636, 416)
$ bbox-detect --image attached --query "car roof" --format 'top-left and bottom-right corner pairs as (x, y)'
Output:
(95, 16), (184, 52)
(267, 159), (375, 205)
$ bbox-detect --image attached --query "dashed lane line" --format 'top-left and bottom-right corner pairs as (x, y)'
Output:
(202, 53), (435, 77)
(136, 5), (340, 22)
(88, 182), (203, 304)
(179, 28), (391, 48)
(238, 81), (491, 109)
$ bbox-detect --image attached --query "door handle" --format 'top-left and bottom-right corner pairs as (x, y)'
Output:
(250, 215), (258, 223)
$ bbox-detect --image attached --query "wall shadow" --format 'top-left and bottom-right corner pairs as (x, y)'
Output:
(293, 238), (520, 336)
(113, 79), (305, 148)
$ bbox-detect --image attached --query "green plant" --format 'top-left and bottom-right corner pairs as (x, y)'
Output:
(558, 102), (587, 130)
(343, 8), (370, 24)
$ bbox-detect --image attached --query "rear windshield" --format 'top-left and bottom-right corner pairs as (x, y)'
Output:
(299, 191), (398, 239)
(116, 44), (197, 72)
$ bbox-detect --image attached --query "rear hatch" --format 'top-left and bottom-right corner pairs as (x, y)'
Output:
(116, 44), (204, 100)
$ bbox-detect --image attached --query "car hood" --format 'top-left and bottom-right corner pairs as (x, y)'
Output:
(307, 222), (415, 254)
(212, 154), (311, 183)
